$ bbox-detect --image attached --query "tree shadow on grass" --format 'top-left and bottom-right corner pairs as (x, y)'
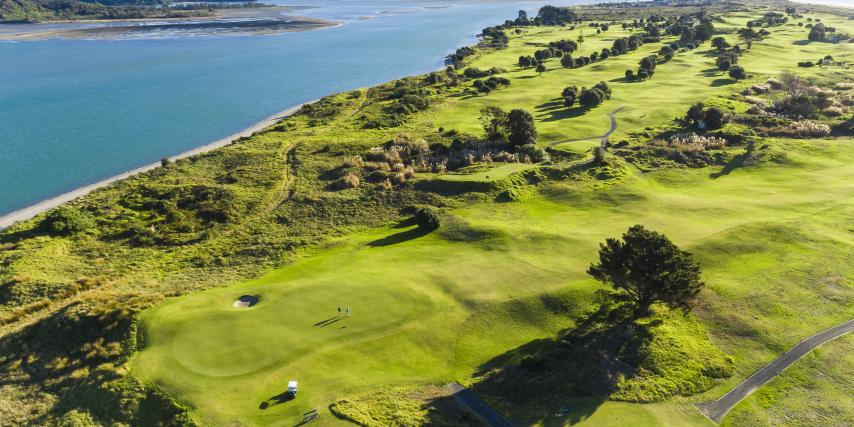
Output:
(393, 217), (417, 229)
(367, 226), (430, 247)
(539, 106), (587, 122)
(697, 48), (721, 58)
(710, 78), (735, 87)
(422, 394), (488, 426)
(710, 147), (753, 179)
(699, 67), (721, 77)
(535, 98), (565, 112)
(0, 225), (41, 244)
(467, 304), (656, 425)
(258, 390), (294, 410)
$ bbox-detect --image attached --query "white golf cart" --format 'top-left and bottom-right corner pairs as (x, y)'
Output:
(287, 380), (298, 398)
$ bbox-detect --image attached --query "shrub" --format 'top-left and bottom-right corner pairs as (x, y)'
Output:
(41, 206), (95, 236)
(824, 106), (844, 117)
(767, 78), (784, 90)
(335, 172), (360, 189)
(747, 104), (767, 115)
(775, 120), (831, 137)
(517, 144), (550, 163)
(592, 146), (606, 164)
(751, 83), (771, 94)
(704, 107), (726, 130)
(728, 66), (747, 80)
(669, 133), (727, 151)
(414, 207), (441, 230)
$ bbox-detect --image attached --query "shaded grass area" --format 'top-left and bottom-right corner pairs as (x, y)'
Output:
(329, 385), (484, 427)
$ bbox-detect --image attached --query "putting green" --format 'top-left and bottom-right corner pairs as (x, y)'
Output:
(164, 281), (423, 377)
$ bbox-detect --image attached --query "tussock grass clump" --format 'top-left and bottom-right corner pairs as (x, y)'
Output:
(335, 172), (361, 190)
(770, 120), (832, 137)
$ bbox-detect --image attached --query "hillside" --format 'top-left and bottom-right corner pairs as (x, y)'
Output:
(0, 0), (220, 22)
(1, 2), (852, 426)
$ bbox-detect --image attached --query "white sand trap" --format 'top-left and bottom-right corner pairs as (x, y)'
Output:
(233, 295), (259, 308)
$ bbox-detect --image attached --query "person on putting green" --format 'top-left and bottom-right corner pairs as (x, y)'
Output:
(338, 306), (342, 317)
(346, 306), (350, 317)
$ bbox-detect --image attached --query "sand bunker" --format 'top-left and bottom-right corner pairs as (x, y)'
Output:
(233, 295), (260, 308)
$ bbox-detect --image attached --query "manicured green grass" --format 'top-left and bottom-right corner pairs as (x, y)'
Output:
(434, 12), (853, 144)
(438, 162), (536, 182)
(721, 334), (854, 427)
(135, 135), (854, 425)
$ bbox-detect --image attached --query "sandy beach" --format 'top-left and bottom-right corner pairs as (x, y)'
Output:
(0, 9), (337, 41)
(0, 102), (307, 230)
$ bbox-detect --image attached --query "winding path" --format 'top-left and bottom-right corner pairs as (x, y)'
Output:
(696, 318), (854, 423)
(548, 106), (627, 149)
(446, 382), (515, 427)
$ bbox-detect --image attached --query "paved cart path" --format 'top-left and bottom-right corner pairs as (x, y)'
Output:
(447, 382), (515, 427)
(696, 318), (854, 423)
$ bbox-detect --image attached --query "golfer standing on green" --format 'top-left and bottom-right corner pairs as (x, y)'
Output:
(346, 306), (350, 317)
(338, 306), (342, 317)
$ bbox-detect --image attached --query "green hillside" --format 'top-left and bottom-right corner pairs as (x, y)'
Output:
(1, 2), (852, 426)
(0, 0), (216, 22)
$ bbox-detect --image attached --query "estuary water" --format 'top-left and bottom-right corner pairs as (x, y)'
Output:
(0, 0), (592, 217)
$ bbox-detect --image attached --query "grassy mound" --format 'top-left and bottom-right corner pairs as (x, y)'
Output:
(329, 385), (482, 427)
(470, 306), (731, 422)
(610, 310), (734, 402)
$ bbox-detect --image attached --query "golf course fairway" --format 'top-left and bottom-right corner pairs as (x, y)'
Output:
(134, 135), (853, 425)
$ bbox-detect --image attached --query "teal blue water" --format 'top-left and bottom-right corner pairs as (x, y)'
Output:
(0, 1), (589, 215)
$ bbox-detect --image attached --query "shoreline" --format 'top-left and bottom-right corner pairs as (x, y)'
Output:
(0, 102), (308, 230)
(0, 9), (338, 41)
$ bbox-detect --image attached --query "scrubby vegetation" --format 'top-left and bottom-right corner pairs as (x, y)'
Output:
(0, 0), (245, 23)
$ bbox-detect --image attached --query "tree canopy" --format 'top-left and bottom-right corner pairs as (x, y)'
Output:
(506, 109), (537, 146)
(587, 225), (704, 316)
(537, 5), (577, 25)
